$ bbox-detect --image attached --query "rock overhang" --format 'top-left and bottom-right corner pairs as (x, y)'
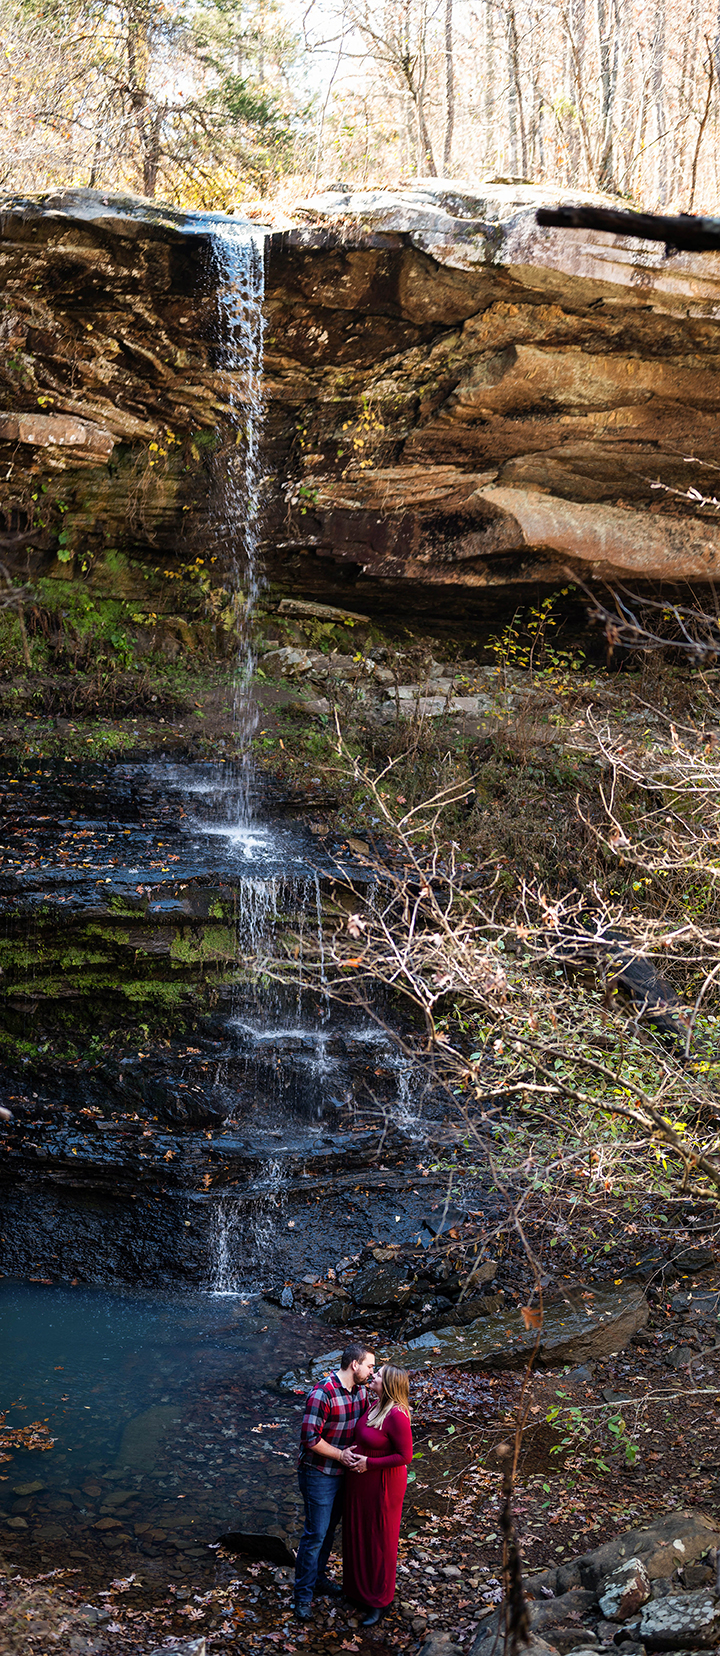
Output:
(3, 181), (720, 606)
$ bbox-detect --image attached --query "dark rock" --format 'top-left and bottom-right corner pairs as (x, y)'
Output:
(217, 1530), (295, 1566)
(421, 1204), (468, 1239)
(567, 1366), (595, 1386)
(639, 1589), (720, 1649)
(665, 1345), (696, 1369)
(578, 1513), (720, 1593)
(419, 1636), (464, 1656)
(527, 1570), (560, 1600)
(350, 1259), (411, 1307)
(530, 1588), (598, 1635)
(671, 1248), (715, 1272)
(471, 1632), (560, 1656)
(683, 1566), (716, 1590)
(552, 1636), (599, 1654)
(557, 1563), (586, 1593)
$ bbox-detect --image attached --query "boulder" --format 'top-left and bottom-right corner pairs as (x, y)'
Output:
(397, 1280), (648, 1372)
(350, 1258), (412, 1308)
(282, 1280), (648, 1386)
(217, 1530), (296, 1566)
(598, 1558), (652, 1621)
(639, 1589), (720, 1649)
(419, 1635), (464, 1656)
(529, 1589), (598, 1636)
(526, 1569), (560, 1599)
(578, 1512), (720, 1593)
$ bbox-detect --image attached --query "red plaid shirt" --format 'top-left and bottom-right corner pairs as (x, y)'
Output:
(299, 1371), (367, 1477)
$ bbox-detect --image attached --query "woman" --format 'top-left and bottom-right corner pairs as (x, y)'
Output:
(343, 1363), (413, 1626)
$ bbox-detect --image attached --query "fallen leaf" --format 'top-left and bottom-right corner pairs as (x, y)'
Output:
(519, 1305), (543, 1330)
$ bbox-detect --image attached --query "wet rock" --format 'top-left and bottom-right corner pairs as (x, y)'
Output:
(100, 1488), (135, 1510)
(639, 1590), (720, 1649)
(6, 1515), (29, 1529)
(12, 1480), (45, 1495)
(218, 1530), (296, 1566)
(350, 1258), (412, 1308)
(598, 1559), (652, 1621)
(117, 1403), (180, 1468)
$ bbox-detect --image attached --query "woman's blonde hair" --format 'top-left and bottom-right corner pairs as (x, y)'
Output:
(371, 1363), (411, 1424)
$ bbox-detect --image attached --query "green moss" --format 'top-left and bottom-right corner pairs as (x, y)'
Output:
(169, 924), (236, 966)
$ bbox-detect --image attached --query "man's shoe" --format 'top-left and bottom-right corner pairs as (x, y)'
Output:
(294, 1602), (312, 1622)
(316, 1578), (343, 1598)
(362, 1607), (383, 1626)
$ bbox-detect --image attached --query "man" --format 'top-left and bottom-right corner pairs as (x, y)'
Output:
(294, 1340), (374, 1622)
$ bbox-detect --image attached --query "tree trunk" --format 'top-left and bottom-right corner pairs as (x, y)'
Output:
(416, 91), (438, 174)
(142, 108), (163, 197)
(443, 0), (454, 172)
(651, 0), (667, 203)
(594, 0), (619, 191)
(505, 0), (528, 176)
(482, 0), (496, 174)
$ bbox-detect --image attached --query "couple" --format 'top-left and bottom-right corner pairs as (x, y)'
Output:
(294, 1340), (413, 1627)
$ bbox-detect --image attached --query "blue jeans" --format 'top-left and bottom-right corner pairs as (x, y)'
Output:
(294, 1465), (345, 1607)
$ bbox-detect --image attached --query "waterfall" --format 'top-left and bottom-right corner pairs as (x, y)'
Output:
(206, 220), (267, 819)
(208, 1158), (287, 1295)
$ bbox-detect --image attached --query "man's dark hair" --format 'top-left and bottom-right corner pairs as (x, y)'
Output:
(341, 1340), (373, 1369)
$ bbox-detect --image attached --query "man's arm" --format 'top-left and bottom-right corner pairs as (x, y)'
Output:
(301, 1384), (360, 1469)
(312, 1437), (360, 1469)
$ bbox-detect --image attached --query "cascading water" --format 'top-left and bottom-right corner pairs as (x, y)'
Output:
(205, 220), (267, 817)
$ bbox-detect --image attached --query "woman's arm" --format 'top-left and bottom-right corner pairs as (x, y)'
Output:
(364, 1408), (413, 1469)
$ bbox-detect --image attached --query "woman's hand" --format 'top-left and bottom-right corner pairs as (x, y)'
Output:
(345, 1450), (368, 1472)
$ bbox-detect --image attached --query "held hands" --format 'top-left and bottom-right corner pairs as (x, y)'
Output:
(341, 1448), (368, 1472)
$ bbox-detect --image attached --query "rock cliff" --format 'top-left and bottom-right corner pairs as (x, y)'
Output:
(2, 183), (720, 618)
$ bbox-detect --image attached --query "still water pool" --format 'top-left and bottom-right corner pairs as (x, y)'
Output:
(1, 1279), (317, 1572)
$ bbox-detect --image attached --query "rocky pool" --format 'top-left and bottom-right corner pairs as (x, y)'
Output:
(0, 1277), (319, 1578)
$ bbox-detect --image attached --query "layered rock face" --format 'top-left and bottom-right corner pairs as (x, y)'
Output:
(2, 183), (720, 614)
(265, 182), (720, 603)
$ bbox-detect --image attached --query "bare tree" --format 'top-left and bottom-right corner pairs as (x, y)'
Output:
(443, 0), (454, 170)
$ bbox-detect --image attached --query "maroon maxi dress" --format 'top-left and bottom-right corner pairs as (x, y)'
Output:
(343, 1405), (413, 1609)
